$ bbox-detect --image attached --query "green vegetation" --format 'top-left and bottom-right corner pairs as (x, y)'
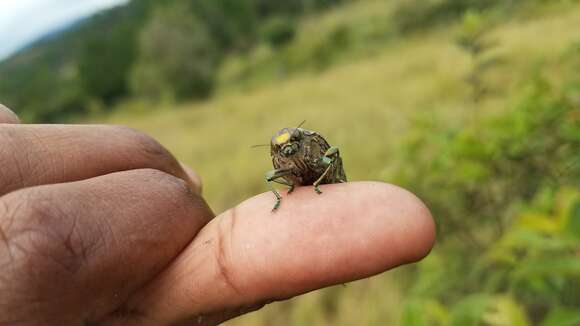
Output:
(455, 11), (502, 103)
(395, 66), (580, 325)
(0, 0), (156, 121)
(130, 2), (219, 101)
(261, 16), (297, 49)
(1, 0), (580, 324)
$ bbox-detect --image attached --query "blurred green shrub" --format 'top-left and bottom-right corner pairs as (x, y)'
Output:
(78, 8), (144, 104)
(392, 0), (497, 34)
(130, 2), (219, 101)
(310, 24), (351, 70)
(392, 48), (580, 325)
(189, 0), (259, 51)
(456, 11), (502, 103)
(79, 32), (134, 104)
(402, 187), (580, 326)
(390, 0), (559, 34)
(15, 67), (87, 123)
(393, 70), (579, 243)
(252, 0), (345, 16)
(261, 16), (297, 49)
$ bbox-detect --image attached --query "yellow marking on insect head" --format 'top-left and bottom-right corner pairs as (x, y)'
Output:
(275, 132), (290, 144)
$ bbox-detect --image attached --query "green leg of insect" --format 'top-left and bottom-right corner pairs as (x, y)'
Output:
(265, 169), (294, 211)
(272, 179), (295, 194)
(314, 146), (340, 194)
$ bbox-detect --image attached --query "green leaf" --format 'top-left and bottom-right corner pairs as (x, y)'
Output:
(514, 257), (580, 279)
(401, 300), (428, 326)
(542, 307), (580, 326)
(518, 213), (560, 234)
(449, 294), (491, 326)
(424, 300), (450, 325)
(401, 299), (449, 326)
(483, 296), (530, 326)
(565, 200), (580, 239)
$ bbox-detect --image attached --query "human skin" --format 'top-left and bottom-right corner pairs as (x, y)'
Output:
(0, 103), (436, 325)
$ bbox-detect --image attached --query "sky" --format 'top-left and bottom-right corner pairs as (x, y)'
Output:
(0, 0), (129, 61)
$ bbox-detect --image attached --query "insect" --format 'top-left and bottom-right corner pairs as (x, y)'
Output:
(259, 122), (347, 211)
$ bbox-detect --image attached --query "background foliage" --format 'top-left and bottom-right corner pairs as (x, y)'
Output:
(0, 0), (579, 324)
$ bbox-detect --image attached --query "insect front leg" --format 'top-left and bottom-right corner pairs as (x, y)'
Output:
(285, 183), (295, 194)
(265, 168), (294, 211)
(273, 177), (295, 194)
(313, 146), (340, 194)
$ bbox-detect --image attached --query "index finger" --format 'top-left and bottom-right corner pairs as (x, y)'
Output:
(0, 124), (196, 195)
(121, 182), (436, 325)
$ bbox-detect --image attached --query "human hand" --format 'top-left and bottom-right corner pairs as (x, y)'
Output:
(0, 104), (435, 325)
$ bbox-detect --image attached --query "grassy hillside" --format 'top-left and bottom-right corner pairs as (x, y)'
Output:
(96, 1), (580, 324)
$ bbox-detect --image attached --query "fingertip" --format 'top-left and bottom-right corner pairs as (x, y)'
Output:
(232, 181), (437, 269)
(231, 181), (437, 285)
(180, 162), (202, 195)
(412, 200), (437, 261)
(374, 183), (436, 263)
(0, 103), (20, 124)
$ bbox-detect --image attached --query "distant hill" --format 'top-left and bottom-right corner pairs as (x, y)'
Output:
(16, 16), (92, 54)
(0, 0), (155, 121)
(1, 16), (95, 78)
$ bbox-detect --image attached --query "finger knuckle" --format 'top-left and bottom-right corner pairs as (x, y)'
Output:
(136, 168), (190, 193)
(0, 199), (13, 255)
(0, 128), (23, 190)
(130, 168), (202, 211)
(113, 125), (178, 168)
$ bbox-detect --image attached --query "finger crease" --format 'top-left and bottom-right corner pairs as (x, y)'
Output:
(0, 200), (16, 263)
(215, 209), (241, 296)
(0, 224), (14, 264)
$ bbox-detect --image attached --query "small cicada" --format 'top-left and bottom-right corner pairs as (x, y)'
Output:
(260, 122), (347, 211)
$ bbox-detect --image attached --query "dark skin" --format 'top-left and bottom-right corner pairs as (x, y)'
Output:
(0, 103), (436, 326)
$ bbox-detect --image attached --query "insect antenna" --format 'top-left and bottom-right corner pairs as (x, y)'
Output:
(296, 120), (306, 129)
(292, 119), (307, 139)
(251, 144), (270, 149)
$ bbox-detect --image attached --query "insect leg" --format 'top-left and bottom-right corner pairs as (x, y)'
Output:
(313, 162), (334, 194)
(265, 169), (293, 211)
(313, 146), (340, 194)
(324, 146), (339, 157)
(271, 178), (295, 194)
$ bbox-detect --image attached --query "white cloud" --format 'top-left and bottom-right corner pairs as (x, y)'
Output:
(0, 0), (128, 60)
